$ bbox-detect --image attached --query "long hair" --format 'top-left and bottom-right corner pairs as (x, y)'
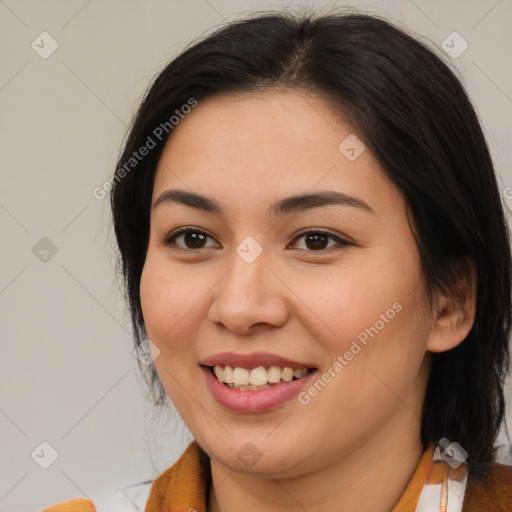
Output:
(110, 11), (512, 469)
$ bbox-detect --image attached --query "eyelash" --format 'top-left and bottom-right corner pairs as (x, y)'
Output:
(162, 227), (351, 253)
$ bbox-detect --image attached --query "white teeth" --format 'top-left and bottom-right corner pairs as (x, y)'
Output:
(213, 366), (224, 381)
(250, 367), (268, 386)
(212, 364), (311, 389)
(293, 368), (308, 378)
(223, 365), (234, 383)
(281, 367), (294, 382)
(267, 366), (281, 383)
(233, 367), (250, 386)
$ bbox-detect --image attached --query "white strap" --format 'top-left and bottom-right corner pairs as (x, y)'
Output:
(415, 441), (468, 512)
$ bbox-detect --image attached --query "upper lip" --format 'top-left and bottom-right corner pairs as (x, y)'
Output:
(200, 352), (315, 370)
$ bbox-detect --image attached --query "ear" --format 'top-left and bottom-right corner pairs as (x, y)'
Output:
(427, 257), (477, 353)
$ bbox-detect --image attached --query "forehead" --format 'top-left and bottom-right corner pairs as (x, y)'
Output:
(152, 90), (402, 216)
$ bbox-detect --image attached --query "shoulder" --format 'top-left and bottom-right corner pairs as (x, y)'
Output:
(41, 498), (95, 512)
(40, 481), (153, 512)
(463, 461), (512, 511)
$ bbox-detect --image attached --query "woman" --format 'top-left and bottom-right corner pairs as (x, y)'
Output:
(42, 10), (512, 512)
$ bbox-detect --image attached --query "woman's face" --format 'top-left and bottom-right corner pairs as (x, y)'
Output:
(140, 90), (435, 477)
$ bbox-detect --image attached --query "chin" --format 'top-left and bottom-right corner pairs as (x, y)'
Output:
(200, 433), (311, 477)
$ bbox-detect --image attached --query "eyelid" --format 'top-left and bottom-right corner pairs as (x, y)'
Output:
(161, 226), (351, 253)
(161, 226), (218, 248)
(290, 228), (350, 251)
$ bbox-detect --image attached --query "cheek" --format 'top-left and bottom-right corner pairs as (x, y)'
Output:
(139, 256), (204, 410)
(300, 246), (428, 393)
(139, 255), (202, 357)
(292, 247), (420, 347)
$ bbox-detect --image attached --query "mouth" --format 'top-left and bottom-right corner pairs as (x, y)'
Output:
(206, 364), (315, 391)
(200, 352), (318, 412)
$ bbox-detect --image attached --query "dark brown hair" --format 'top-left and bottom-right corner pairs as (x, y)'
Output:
(110, 10), (511, 470)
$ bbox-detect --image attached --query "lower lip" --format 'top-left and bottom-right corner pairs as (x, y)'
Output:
(202, 366), (317, 413)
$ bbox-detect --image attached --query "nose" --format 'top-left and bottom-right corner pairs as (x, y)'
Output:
(206, 247), (289, 336)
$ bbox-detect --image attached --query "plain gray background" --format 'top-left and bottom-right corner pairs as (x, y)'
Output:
(1, 1), (511, 510)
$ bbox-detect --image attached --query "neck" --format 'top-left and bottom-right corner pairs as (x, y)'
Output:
(208, 419), (425, 512)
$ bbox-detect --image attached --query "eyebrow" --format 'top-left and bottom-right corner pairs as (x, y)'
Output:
(154, 189), (375, 216)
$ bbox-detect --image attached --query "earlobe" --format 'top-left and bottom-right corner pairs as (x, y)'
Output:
(426, 258), (477, 353)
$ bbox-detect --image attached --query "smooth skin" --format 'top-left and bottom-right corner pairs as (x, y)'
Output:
(139, 90), (476, 512)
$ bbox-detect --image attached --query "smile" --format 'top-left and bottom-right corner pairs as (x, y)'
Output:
(210, 365), (311, 391)
(199, 352), (318, 413)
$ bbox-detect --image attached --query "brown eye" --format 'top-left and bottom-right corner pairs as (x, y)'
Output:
(163, 227), (350, 253)
(304, 233), (329, 250)
(292, 230), (350, 251)
(182, 231), (207, 249)
(163, 228), (218, 251)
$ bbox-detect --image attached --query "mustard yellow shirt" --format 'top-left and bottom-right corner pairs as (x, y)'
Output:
(41, 441), (435, 512)
(42, 441), (512, 511)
